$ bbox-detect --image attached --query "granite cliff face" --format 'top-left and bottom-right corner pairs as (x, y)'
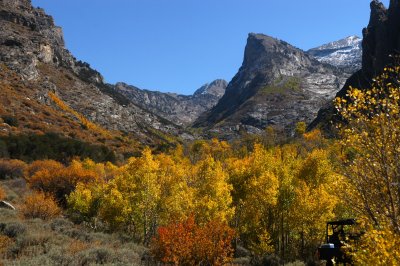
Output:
(0, 0), (102, 82)
(0, 0), (194, 147)
(194, 33), (348, 138)
(361, 0), (400, 78)
(115, 79), (227, 126)
(310, 0), (400, 130)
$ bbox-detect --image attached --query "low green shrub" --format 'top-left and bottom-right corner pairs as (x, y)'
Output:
(0, 222), (26, 238)
(2, 115), (19, 127)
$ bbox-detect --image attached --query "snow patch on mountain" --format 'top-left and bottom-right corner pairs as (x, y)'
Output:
(193, 79), (227, 97)
(307, 36), (362, 72)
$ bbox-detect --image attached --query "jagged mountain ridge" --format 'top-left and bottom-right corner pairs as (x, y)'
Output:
(193, 33), (349, 138)
(115, 79), (227, 126)
(307, 36), (362, 73)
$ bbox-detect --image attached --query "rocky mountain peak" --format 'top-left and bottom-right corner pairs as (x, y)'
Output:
(243, 33), (312, 73)
(243, 33), (280, 68)
(307, 36), (362, 72)
(0, 0), (105, 83)
(194, 32), (348, 138)
(355, 0), (400, 81)
(361, 0), (400, 77)
(370, 0), (387, 22)
(114, 79), (227, 126)
(0, 0), (195, 146)
(193, 79), (227, 98)
(312, 36), (361, 51)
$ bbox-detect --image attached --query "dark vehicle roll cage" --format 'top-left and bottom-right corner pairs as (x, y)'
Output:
(318, 219), (358, 265)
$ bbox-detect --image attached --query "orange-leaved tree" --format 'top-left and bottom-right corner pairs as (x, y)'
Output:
(25, 159), (100, 206)
(21, 191), (61, 220)
(151, 215), (235, 265)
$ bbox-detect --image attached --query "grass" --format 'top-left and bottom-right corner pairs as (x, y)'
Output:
(260, 76), (302, 95)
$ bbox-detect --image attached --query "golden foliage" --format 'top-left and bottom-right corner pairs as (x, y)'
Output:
(348, 219), (400, 266)
(193, 156), (234, 224)
(334, 65), (400, 264)
(64, 138), (346, 261)
(335, 66), (400, 231)
(48, 92), (112, 138)
(21, 191), (61, 220)
(25, 159), (100, 204)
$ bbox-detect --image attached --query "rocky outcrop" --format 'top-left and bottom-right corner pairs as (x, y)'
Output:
(354, 0), (400, 78)
(307, 36), (362, 73)
(0, 0), (99, 82)
(310, 0), (400, 131)
(193, 33), (348, 138)
(115, 79), (227, 126)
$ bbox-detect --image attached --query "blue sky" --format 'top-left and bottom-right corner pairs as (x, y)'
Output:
(31, 0), (390, 95)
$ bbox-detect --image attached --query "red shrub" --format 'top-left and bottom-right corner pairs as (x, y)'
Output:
(151, 215), (235, 265)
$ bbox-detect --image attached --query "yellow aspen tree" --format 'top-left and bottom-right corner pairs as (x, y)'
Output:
(120, 147), (162, 243)
(156, 152), (195, 223)
(335, 66), (400, 232)
(335, 65), (400, 264)
(193, 156), (234, 224)
(228, 144), (279, 254)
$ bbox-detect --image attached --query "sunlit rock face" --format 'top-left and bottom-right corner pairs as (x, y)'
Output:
(193, 33), (348, 139)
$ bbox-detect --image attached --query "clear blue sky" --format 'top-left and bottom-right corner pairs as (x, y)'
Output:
(31, 0), (389, 95)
